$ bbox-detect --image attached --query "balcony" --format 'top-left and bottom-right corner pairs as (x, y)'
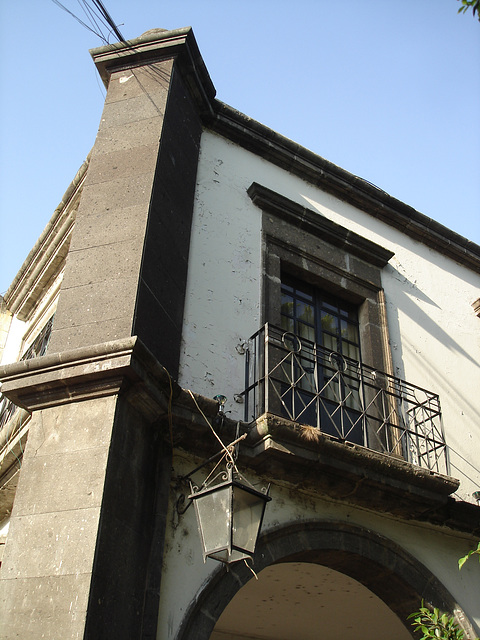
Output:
(242, 324), (448, 475)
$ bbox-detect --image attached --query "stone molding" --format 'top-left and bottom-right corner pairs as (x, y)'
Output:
(239, 413), (474, 526)
(0, 337), (220, 427)
(90, 27), (216, 118)
(0, 337), (166, 417)
(248, 182), (394, 268)
(170, 408), (479, 537)
(3, 158), (89, 321)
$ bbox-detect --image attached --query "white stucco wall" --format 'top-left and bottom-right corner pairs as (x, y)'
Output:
(180, 129), (480, 501)
(0, 316), (26, 367)
(0, 272), (62, 368)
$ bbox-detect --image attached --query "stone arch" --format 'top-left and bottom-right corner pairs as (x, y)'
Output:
(175, 520), (474, 640)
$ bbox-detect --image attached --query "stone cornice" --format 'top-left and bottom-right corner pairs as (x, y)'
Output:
(0, 336), (218, 426)
(248, 182), (395, 268)
(172, 408), (479, 537)
(1, 337), (477, 537)
(240, 413), (480, 538)
(88, 28), (480, 272)
(4, 157), (89, 321)
(90, 27), (216, 118)
(210, 102), (480, 273)
(0, 336), (165, 414)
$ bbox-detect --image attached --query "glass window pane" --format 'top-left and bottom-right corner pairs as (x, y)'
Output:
(296, 300), (314, 325)
(194, 486), (231, 556)
(298, 322), (315, 343)
(322, 371), (339, 402)
(344, 342), (359, 361)
(323, 333), (337, 352)
(281, 316), (294, 333)
(232, 487), (267, 554)
(346, 386), (362, 411)
(281, 294), (294, 317)
(341, 320), (359, 343)
(299, 356), (315, 391)
(321, 311), (338, 334)
(323, 300), (337, 313)
(294, 285), (313, 302)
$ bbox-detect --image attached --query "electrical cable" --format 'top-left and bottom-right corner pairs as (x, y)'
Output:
(50, 0), (125, 44)
(187, 389), (243, 474)
(50, 0), (108, 43)
(91, 0), (125, 41)
(77, 0), (110, 41)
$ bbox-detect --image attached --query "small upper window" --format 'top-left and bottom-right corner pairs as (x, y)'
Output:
(21, 315), (54, 361)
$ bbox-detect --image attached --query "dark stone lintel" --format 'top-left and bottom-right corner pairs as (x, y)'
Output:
(248, 182), (394, 268)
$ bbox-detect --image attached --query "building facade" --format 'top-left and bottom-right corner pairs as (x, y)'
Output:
(0, 27), (479, 640)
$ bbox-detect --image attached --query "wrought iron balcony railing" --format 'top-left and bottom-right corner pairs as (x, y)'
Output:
(242, 324), (448, 475)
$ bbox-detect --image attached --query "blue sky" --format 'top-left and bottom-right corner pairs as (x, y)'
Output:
(1, 0), (479, 294)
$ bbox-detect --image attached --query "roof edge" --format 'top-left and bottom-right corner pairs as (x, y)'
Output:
(209, 101), (480, 273)
(4, 156), (90, 318)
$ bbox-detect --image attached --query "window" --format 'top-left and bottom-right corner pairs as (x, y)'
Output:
(279, 277), (364, 444)
(281, 277), (360, 361)
(244, 184), (447, 472)
(21, 315), (54, 361)
(0, 315), (54, 432)
(247, 181), (396, 445)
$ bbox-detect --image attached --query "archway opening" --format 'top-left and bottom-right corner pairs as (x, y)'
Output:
(176, 522), (469, 640)
(210, 562), (411, 640)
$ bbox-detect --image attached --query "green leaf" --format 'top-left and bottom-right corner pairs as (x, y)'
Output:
(458, 542), (480, 570)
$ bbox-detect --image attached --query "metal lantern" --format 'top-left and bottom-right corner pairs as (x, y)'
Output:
(189, 465), (271, 565)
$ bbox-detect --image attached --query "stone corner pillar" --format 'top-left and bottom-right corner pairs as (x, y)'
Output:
(0, 27), (216, 639)
(48, 26), (215, 380)
(0, 338), (173, 639)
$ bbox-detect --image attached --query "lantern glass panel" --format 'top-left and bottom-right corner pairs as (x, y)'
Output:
(194, 485), (231, 557)
(232, 485), (267, 554)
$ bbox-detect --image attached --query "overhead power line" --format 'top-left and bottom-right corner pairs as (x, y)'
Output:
(90, 0), (125, 42)
(51, 0), (125, 44)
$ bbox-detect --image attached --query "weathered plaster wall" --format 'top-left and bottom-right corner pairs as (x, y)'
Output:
(0, 271), (62, 367)
(156, 455), (480, 640)
(180, 129), (480, 500)
(382, 249), (480, 503)
(0, 316), (25, 366)
(178, 133), (264, 416)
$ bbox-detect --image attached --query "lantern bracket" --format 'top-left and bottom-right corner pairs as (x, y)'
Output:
(176, 429), (247, 515)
